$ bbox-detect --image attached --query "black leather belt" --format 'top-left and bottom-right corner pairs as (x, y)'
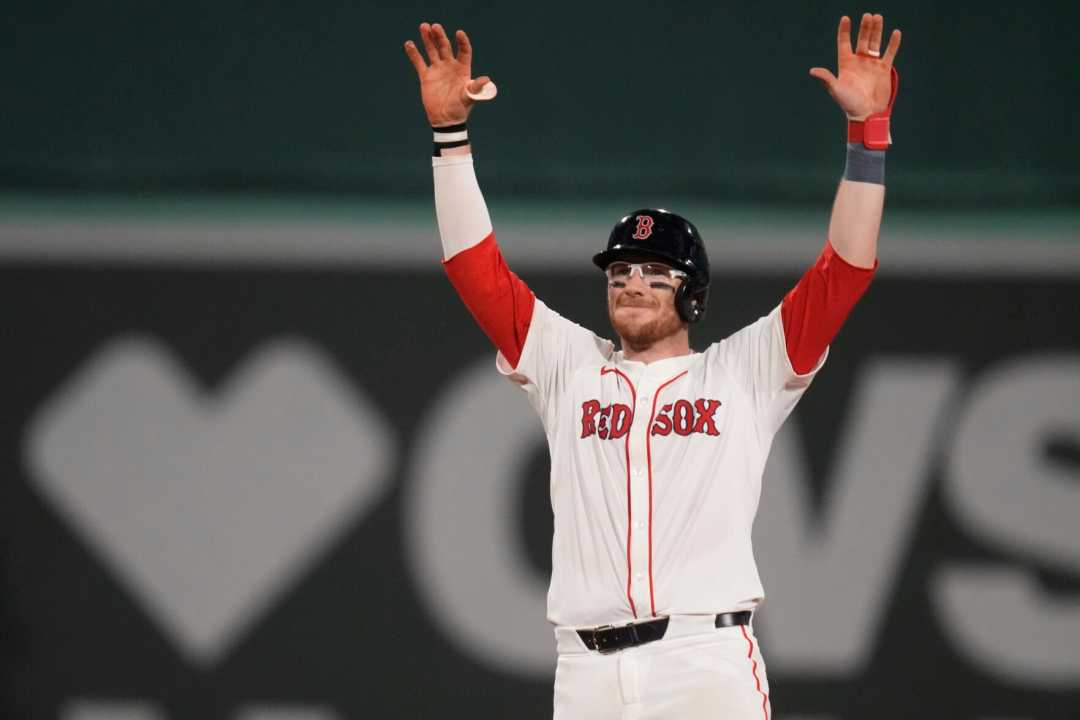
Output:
(577, 611), (752, 653)
(714, 610), (753, 628)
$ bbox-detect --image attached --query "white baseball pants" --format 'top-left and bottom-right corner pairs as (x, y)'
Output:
(553, 615), (771, 720)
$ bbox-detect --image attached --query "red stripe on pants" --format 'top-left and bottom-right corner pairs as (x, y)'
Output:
(740, 624), (770, 720)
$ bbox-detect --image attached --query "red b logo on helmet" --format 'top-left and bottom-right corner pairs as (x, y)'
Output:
(632, 215), (654, 240)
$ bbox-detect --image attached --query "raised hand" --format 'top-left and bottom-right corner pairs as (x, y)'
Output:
(404, 23), (494, 128)
(810, 13), (901, 120)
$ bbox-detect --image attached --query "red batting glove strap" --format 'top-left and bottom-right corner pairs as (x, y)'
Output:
(848, 67), (900, 151)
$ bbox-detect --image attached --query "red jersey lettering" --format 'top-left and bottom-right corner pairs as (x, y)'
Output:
(651, 404), (674, 436)
(586, 398), (722, 439)
(673, 399), (695, 436)
(598, 405), (613, 439)
(581, 400), (601, 438)
(692, 399), (722, 436)
(581, 401), (634, 440)
(609, 404), (632, 440)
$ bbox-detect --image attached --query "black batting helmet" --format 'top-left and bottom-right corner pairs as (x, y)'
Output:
(592, 208), (710, 323)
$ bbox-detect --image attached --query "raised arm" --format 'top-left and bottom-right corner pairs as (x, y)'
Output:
(780, 12), (902, 373)
(811, 13), (901, 266)
(404, 22), (534, 367)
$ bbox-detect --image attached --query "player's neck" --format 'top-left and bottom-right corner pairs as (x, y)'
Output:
(618, 330), (692, 364)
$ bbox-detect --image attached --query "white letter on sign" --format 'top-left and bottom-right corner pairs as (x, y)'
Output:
(935, 354), (1080, 688)
(754, 359), (959, 674)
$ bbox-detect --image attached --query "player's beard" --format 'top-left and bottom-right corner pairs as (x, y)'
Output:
(609, 293), (684, 350)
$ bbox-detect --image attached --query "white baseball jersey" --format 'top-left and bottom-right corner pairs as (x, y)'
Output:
(497, 299), (825, 628)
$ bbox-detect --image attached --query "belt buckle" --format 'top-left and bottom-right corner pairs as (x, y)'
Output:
(591, 624), (614, 653)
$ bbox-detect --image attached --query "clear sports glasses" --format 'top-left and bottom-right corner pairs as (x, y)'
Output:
(605, 261), (688, 289)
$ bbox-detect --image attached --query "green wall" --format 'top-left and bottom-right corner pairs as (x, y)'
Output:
(3, 1), (1077, 206)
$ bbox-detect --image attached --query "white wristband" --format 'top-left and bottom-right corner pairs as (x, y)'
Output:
(433, 129), (468, 143)
(433, 123), (469, 157)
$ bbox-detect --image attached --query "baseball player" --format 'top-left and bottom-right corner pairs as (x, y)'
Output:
(405, 12), (900, 719)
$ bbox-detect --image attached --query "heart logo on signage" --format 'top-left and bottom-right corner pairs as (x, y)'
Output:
(25, 337), (394, 667)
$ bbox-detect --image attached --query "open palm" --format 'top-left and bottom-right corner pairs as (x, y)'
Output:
(404, 23), (492, 128)
(810, 14), (901, 120)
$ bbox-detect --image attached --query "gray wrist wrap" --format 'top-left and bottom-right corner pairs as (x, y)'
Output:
(843, 143), (886, 185)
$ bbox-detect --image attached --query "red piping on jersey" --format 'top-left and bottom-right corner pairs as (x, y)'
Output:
(779, 240), (876, 374)
(741, 624), (770, 720)
(443, 233), (536, 369)
(600, 365), (638, 619)
(644, 369), (688, 617)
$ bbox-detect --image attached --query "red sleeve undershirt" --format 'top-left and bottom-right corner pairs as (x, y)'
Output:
(780, 241), (877, 374)
(443, 233), (536, 369)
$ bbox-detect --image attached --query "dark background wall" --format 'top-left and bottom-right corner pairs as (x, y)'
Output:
(1, 2), (1078, 720)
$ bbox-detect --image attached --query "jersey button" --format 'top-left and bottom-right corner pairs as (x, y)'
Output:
(635, 521), (646, 530)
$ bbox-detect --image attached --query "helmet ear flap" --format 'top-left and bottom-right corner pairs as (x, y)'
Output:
(675, 280), (709, 324)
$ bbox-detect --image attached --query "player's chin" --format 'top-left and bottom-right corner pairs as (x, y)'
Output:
(611, 308), (663, 341)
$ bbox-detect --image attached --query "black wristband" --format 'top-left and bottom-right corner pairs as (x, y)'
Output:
(432, 123), (469, 157)
(843, 143), (886, 185)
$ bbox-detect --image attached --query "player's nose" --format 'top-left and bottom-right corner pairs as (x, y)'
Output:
(623, 272), (650, 292)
